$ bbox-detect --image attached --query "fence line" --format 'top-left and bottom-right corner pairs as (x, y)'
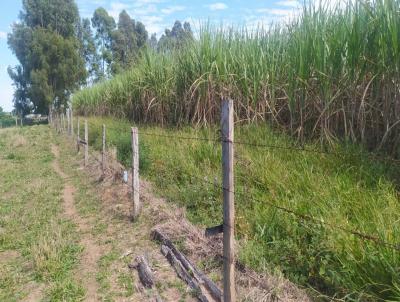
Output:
(52, 110), (400, 250)
(88, 122), (400, 165)
(50, 104), (400, 302)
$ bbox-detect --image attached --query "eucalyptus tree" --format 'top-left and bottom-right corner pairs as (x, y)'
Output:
(158, 21), (193, 51)
(8, 0), (86, 114)
(111, 10), (148, 74)
(92, 7), (116, 78)
(78, 18), (101, 84)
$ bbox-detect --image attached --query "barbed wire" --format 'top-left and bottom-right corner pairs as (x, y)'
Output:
(54, 120), (400, 251)
(185, 172), (400, 251)
(75, 119), (400, 165)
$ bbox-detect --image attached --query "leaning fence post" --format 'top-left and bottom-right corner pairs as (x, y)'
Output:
(131, 127), (140, 219)
(221, 98), (235, 302)
(77, 118), (80, 152)
(84, 119), (88, 166)
(102, 124), (106, 174)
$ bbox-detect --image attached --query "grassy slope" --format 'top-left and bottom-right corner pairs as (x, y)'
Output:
(0, 126), (84, 301)
(79, 116), (400, 301)
(0, 125), (197, 301)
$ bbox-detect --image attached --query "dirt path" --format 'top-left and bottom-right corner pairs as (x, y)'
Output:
(51, 144), (102, 301)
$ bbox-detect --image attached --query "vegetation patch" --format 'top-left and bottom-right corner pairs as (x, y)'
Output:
(0, 126), (84, 301)
(79, 116), (400, 300)
(74, 0), (400, 157)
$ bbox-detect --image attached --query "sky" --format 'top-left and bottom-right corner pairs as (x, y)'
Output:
(0, 0), (302, 112)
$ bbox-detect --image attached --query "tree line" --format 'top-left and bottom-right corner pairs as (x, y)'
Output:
(8, 0), (193, 116)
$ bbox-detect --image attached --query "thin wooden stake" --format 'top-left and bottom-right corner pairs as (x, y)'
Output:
(221, 98), (235, 302)
(70, 108), (74, 136)
(77, 118), (80, 152)
(102, 124), (106, 174)
(84, 119), (88, 166)
(131, 127), (140, 219)
(67, 109), (71, 136)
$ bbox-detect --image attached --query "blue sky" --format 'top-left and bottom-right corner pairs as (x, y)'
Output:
(0, 0), (301, 112)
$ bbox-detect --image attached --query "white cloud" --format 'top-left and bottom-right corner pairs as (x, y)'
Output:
(140, 15), (165, 34)
(276, 0), (300, 8)
(108, 2), (129, 19)
(0, 31), (7, 39)
(257, 8), (288, 16)
(108, 0), (164, 34)
(134, 4), (158, 16)
(106, 1), (164, 34)
(133, 0), (165, 7)
(207, 2), (228, 11)
(256, 6), (301, 22)
(161, 5), (185, 15)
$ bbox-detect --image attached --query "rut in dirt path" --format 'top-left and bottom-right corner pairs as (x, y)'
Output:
(51, 144), (102, 302)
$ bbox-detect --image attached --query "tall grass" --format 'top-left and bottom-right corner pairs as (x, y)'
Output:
(78, 116), (400, 301)
(74, 0), (400, 156)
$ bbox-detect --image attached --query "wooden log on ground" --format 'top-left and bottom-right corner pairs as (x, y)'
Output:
(135, 255), (155, 288)
(128, 255), (164, 302)
(161, 245), (208, 302)
(152, 229), (222, 301)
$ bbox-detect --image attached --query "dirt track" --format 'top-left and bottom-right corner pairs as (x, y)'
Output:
(52, 144), (102, 301)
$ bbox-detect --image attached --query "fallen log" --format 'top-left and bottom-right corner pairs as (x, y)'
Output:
(152, 228), (222, 302)
(161, 245), (208, 302)
(129, 255), (164, 302)
(136, 255), (155, 288)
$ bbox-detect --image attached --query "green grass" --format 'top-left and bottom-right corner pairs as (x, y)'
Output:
(77, 116), (400, 301)
(74, 0), (400, 156)
(0, 115), (16, 128)
(0, 126), (85, 301)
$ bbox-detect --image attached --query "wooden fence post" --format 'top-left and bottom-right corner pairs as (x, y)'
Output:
(102, 124), (106, 174)
(67, 109), (71, 136)
(131, 127), (140, 219)
(70, 108), (74, 136)
(15, 117), (17, 127)
(221, 98), (235, 302)
(77, 118), (80, 152)
(62, 113), (65, 132)
(84, 119), (88, 166)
